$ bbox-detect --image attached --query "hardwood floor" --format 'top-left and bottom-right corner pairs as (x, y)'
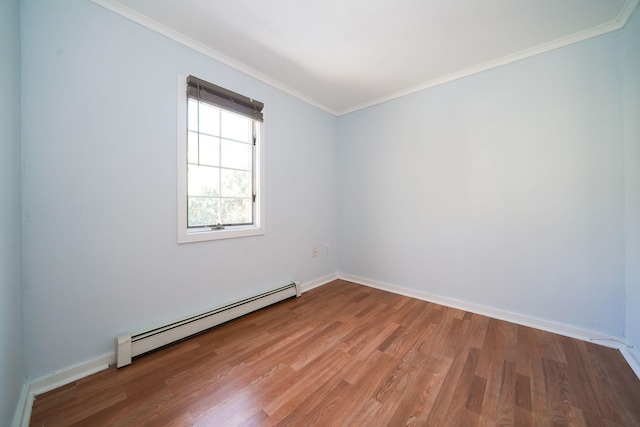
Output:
(30, 280), (640, 426)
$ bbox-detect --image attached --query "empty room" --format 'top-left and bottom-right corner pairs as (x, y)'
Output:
(2, 0), (640, 425)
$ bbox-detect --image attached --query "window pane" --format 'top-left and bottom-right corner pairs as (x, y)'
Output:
(188, 131), (198, 163)
(188, 99), (221, 136)
(188, 197), (219, 226)
(221, 140), (251, 170)
(221, 199), (252, 224)
(198, 102), (220, 136)
(188, 132), (220, 166)
(221, 110), (250, 142)
(187, 99), (199, 131)
(221, 169), (251, 197)
(188, 165), (220, 197)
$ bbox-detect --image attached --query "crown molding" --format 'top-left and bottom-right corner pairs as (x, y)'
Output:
(91, 0), (637, 117)
(89, 0), (339, 116)
(338, 0), (639, 116)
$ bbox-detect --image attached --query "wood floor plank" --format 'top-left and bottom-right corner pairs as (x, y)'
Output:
(238, 410), (268, 427)
(73, 386), (174, 427)
(475, 318), (507, 379)
(588, 343), (640, 426)
(513, 405), (534, 427)
(515, 372), (532, 411)
(374, 348), (426, 404)
(30, 279), (640, 426)
(344, 318), (401, 358)
(493, 360), (517, 425)
(269, 370), (349, 426)
(397, 354), (454, 426)
(465, 374), (487, 414)
(436, 347), (482, 426)
(464, 313), (491, 352)
(262, 348), (355, 418)
(191, 364), (297, 426)
(288, 379), (354, 426)
(322, 351), (396, 426)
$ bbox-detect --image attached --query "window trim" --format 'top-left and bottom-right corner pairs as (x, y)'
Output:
(177, 75), (265, 243)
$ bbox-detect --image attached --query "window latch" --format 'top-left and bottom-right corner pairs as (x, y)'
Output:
(212, 223), (225, 230)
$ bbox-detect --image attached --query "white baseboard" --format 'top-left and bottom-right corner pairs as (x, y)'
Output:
(29, 354), (114, 396)
(337, 273), (637, 361)
(12, 354), (113, 427)
(11, 383), (30, 427)
(300, 273), (339, 293)
(621, 346), (640, 379)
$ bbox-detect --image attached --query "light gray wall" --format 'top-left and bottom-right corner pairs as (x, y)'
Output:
(21, 0), (338, 380)
(338, 29), (626, 336)
(0, 0), (24, 424)
(624, 8), (640, 351)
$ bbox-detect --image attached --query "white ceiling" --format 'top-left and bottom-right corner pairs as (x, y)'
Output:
(93, 0), (638, 115)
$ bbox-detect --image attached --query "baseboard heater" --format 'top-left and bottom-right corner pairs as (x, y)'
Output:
(115, 281), (301, 368)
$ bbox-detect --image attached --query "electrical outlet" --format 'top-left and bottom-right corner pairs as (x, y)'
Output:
(324, 244), (330, 254)
(312, 247), (318, 257)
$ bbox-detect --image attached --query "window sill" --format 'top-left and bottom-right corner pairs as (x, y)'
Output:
(178, 225), (265, 243)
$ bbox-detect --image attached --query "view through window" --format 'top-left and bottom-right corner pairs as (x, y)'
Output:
(187, 99), (256, 228)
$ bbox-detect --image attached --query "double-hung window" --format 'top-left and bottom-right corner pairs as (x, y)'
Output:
(177, 75), (265, 243)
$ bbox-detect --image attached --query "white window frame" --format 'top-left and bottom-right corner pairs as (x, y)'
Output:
(177, 75), (265, 243)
